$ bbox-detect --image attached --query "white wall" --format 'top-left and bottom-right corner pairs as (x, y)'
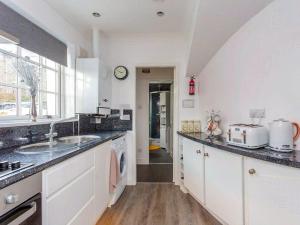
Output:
(186, 0), (274, 76)
(106, 32), (201, 184)
(198, 0), (300, 148)
(136, 68), (174, 164)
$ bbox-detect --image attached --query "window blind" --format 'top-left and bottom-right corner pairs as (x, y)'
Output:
(0, 2), (67, 66)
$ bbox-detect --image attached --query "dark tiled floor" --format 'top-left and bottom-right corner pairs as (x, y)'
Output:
(149, 148), (173, 164)
(137, 164), (173, 182)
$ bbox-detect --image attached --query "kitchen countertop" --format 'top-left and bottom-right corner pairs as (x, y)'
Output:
(0, 131), (126, 189)
(178, 131), (300, 169)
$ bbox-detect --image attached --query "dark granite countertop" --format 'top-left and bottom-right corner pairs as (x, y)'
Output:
(178, 131), (300, 169)
(0, 131), (126, 189)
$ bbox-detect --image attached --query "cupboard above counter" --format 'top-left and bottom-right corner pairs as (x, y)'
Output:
(76, 58), (112, 114)
(178, 131), (300, 169)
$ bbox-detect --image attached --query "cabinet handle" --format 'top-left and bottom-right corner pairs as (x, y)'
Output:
(204, 153), (209, 157)
(248, 168), (256, 175)
(196, 150), (201, 154)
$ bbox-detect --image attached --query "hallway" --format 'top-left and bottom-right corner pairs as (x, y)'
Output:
(149, 148), (173, 164)
(137, 148), (173, 182)
(97, 183), (220, 225)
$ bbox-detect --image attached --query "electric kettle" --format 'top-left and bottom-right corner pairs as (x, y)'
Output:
(269, 119), (300, 152)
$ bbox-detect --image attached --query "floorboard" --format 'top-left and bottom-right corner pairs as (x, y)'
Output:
(149, 148), (173, 164)
(137, 164), (173, 182)
(97, 183), (221, 225)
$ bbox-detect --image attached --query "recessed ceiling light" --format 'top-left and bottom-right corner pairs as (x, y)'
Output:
(92, 12), (101, 17)
(156, 11), (165, 17)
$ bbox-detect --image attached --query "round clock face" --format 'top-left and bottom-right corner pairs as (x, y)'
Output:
(114, 66), (128, 80)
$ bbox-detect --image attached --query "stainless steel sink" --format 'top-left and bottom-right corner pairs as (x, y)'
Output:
(57, 135), (100, 145)
(15, 141), (67, 154)
(15, 135), (100, 155)
(20, 141), (57, 149)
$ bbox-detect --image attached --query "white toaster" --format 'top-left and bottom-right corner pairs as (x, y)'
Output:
(226, 124), (269, 149)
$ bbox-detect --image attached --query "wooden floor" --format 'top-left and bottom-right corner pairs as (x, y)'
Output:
(97, 183), (221, 225)
(137, 164), (173, 182)
(149, 148), (173, 164)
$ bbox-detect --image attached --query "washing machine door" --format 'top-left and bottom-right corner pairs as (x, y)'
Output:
(119, 152), (127, 176)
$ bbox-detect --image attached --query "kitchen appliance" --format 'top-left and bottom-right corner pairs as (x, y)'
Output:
(109, 136), (127, 207)
(0, 161), (33, 178)
(269, 119), (300, 152)
(0, 173), (41, 224)
(226, 124), (268, 149)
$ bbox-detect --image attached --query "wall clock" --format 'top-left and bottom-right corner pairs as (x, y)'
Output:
(114, 66), (128, 80)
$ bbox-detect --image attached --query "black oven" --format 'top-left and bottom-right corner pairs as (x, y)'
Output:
(0, 193), (41, 225)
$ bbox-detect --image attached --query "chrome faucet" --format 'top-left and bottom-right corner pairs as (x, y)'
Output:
(45, 115), (79, 147)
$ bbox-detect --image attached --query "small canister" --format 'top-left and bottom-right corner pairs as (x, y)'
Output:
(188, 121), (194, 133)
(181, 121), (189, 132)
(194, 120), (201, 133)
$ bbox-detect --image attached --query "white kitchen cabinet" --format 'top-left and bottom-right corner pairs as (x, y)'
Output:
(69, 198), (95, 225)
(98, 61), (112, 108)
(43, 150), (94, 198)
(205, 146), (244, 225)
(76, 58), (99, 114)
(244, 158), (300, 225)
(42, 141), (112, 225)
(45, 169), (94, 225)
(182, 138), (205, 203)
(94, 141), (111, 221)
(42, 150), (95, 225)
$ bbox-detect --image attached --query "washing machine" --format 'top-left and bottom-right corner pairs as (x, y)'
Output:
(109, 135), (127, 207)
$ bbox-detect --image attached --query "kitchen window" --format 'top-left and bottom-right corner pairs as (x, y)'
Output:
(0, 43), (63, 120)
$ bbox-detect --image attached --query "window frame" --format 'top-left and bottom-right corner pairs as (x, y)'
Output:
(0, 46), (62, 121)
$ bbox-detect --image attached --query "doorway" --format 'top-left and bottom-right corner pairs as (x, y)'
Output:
(136, 67), (174, 182)
(149, 83), (173, 164)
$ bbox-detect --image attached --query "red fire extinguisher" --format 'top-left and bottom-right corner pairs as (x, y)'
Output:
(189, 76), (195, 95)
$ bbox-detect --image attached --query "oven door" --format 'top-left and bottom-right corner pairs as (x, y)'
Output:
(0, 194), (41, 225)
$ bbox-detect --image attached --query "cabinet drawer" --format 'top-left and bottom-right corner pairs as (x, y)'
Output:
(45, 168), (94, 225)
(69, 197), (95, 225)
(43, 150), (94, 197)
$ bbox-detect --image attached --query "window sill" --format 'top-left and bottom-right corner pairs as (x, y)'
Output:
(0, 118), (77, 128)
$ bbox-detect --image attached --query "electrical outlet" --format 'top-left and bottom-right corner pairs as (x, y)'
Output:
(249, 109), (265, 119)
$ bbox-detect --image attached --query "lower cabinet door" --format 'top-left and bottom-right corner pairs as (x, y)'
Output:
(45, 168), (95, 225)
(183, 138), (204, 203)
(94, 141), (111, 221)
(69, 198), (95, 225)
(245, 158), (300, 225)
(205, 146), (243, 225)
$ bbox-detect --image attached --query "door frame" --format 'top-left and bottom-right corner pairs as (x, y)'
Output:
(134, 63), (180, 184)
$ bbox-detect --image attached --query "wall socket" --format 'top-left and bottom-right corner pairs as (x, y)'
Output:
(249, 109), (265, 119)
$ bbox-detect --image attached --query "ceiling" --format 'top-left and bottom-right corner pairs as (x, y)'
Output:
(186, 0), (275, 76)
(44, 0), (197, 34)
